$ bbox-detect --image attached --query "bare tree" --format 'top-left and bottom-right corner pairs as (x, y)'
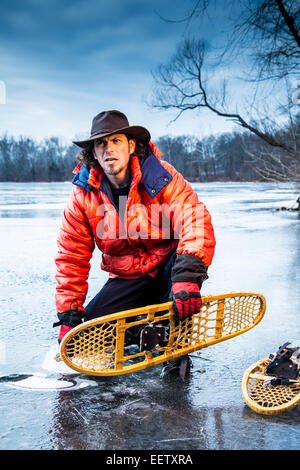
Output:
(157, 0), (300, 81)
(151, 0), (300, 181)
(226, 0), (300, 81)
(245, 112), (300, 182)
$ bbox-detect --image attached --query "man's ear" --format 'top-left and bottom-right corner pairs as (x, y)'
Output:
(129, 139), (136, 155)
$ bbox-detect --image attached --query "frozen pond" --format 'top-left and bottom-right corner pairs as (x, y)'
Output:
(0, 181), (299, 450)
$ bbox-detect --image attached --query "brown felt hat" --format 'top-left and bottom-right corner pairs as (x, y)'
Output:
(73, 110), (151, 148)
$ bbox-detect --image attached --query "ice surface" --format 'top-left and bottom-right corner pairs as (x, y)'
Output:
(4, 374), (75, 390)
(0, 181), (299, 450)
(42, 347), (80, 375)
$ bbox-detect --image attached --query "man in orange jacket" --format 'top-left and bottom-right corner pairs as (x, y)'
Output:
(54, 110), (216, 376)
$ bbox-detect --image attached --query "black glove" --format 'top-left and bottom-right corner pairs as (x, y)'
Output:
(53, 301), (83, 343)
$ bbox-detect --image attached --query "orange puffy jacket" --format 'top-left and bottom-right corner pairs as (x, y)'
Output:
(55, 143), (216, 313)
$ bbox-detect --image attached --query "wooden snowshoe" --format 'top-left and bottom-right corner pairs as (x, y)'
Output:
(242, 343), (300, 415)
(60, 292), (266, 377)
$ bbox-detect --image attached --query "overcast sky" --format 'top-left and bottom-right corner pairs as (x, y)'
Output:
(0, 0), (241, 144)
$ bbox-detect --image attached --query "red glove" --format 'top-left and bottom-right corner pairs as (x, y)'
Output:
(172, 282), (202, 321)
(58, 325), (73, 344)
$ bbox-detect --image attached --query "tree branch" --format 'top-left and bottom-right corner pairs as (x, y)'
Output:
(275, 0), (300, 48)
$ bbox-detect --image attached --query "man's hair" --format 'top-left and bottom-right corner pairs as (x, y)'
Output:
(76, 135), (149, 169)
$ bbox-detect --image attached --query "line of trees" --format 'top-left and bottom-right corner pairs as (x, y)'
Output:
(0, 114), (299, 182)
(157, 112), (300, 182)
(0, 136), (77, 182)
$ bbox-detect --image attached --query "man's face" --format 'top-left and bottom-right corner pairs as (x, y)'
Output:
(93, 133), (135, 180)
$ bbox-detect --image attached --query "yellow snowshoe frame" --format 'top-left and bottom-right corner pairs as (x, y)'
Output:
(242, 356), (300, 415)
(60, 292), (266, 376)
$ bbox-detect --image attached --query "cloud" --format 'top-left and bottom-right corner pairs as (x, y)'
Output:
(0, 0), (238, 141)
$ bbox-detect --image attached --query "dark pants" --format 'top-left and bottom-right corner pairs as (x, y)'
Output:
(84, 252), (176, 321)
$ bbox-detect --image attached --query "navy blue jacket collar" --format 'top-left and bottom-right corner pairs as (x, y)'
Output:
(139, 151), (172, 198)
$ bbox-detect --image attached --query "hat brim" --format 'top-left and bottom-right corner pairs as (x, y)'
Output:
(73, 125), (151, 148)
